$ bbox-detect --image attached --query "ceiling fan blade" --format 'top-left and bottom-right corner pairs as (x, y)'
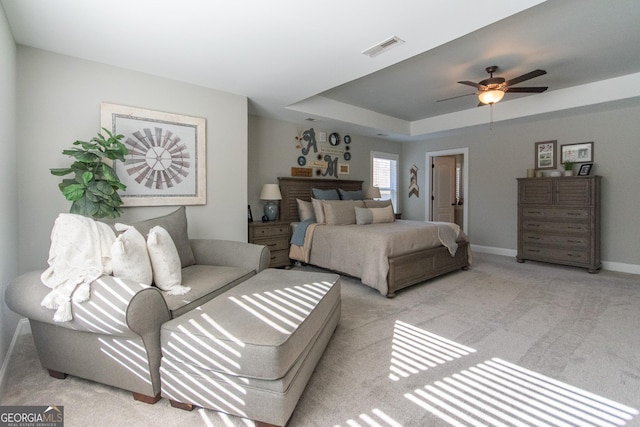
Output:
(458, 80), (486, 90)
(437, 92), (476, 102)
(505, 86), (548, 93)
(504, 69), (546, 87)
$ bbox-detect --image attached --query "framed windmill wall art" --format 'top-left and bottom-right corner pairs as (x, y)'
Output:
(101, 103), (206, 206)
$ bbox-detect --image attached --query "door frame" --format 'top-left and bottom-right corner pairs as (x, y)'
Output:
(425, 148), (469, 234)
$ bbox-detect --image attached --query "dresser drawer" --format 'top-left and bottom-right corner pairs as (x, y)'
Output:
(521, 245), (590, 264)
(269, 249), (291, 268)
(520, 207), (589, 220)
(521, 221), (590, 234)
(521, 233), (589, 248)
(250, 224), (289, 238)
(253, 237), (290, 252)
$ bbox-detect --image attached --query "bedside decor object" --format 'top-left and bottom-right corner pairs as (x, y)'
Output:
(260, 183), (282, 221)
(535, 140), (557, 170)
(561, 141), (593, 163)
(578, 163), (593, 176)
(365, 186), (382, 200)
(101, 102), (206, 206)
(50, 128), (128, 219)
(562, 161), (574, 176)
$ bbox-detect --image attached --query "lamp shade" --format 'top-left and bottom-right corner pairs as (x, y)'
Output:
(365, 186), (382, 199)
(260, 184), (282, 200)
(478, 89), (505, 105)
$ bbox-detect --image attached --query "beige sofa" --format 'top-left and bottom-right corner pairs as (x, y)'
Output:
(5, 207), (270, 403)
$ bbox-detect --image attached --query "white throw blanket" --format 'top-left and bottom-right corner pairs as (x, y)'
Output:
(40, 213), (116, 322)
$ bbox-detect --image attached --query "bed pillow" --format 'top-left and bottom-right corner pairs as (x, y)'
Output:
(364, 199), (393, 209)
(146, 226), (191, 295)
(338, 188), (364, 200)
(311, 198), (326, 224)
(297, 199), (316, 222)
(355, 205), (396, 225)
(323, 200), (365, 225)
(111, 224), (153, 285)
(129, 206), (195, 268)
(312, 188), (340, 200)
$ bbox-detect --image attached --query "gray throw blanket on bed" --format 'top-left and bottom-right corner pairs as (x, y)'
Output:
(290, 219), (315, 246)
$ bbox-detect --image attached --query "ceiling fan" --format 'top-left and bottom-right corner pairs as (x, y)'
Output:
(439, 65), (548, 105)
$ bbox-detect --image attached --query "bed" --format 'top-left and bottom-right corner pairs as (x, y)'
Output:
(279, 177), (470, 297)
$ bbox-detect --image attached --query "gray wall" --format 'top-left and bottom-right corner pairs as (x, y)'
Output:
(16, 46), (250, 273)
(0, 4), (19, 376)
(402, 102), (640, 270)
(248, 115), (402, 218)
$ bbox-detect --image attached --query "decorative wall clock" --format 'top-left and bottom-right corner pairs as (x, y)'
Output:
(329, 132), (340, 146)
(344, 152), (351, 161)
(297, 155), (306, 166)
(344, 135), (351, 144)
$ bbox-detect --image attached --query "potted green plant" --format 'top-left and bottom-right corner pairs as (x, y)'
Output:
(51, 128), (128, 219)
(562, 160), (574, 176)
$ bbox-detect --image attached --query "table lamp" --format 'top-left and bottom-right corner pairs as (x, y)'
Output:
(260, 183), (282, 221)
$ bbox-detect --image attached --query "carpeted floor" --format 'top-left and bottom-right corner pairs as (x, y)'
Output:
(2, 252), (639, 426)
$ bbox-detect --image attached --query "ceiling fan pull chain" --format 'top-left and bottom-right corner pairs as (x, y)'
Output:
(490, 103), (494, 130)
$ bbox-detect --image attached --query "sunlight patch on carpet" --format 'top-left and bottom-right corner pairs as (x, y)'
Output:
(334, 408), (402, 427)
(405, 357), (639, 426)
(388, 320), (476, 381)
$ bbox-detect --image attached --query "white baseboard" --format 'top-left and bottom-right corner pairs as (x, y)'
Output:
(601, 261), (640, 275)
(471, 244), (640, 275)
(0, 318), (30, 393)
(470, 244), (517, 258)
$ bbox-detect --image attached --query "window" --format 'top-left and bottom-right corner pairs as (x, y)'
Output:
(371, 151), (399, 210)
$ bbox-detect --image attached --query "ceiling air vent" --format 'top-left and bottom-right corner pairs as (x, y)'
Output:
(362, 36), (405, 58)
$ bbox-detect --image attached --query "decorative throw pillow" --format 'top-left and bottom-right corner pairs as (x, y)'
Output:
(355, 205), (396, 225)
(364, 199), (393, 209)
(338, 188), (364, 200)
(323, 200), (365, 225)
(111, 224), (153, 285)
(130, 206), (196, 268)
(311, 198), (326, 224)
(297, 199), (316, 222)
(312, 188), (340, 200)
(146, 226), (191, 295)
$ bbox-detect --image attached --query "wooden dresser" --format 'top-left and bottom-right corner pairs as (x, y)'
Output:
(516, 176), (601, 273)
(248, 221), (291, 268)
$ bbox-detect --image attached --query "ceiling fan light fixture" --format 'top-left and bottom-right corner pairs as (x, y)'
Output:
(478, 89), (505, 105)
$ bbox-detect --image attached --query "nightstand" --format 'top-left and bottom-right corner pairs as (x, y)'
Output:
(248, 221), (291, 268)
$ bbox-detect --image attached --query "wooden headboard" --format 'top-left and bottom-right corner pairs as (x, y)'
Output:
(278, 177), (364, 222)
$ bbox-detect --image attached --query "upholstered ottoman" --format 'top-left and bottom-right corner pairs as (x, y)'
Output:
(159, 268), (341, 426)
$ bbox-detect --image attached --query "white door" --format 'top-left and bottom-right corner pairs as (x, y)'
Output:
(432, 156), (456, 223)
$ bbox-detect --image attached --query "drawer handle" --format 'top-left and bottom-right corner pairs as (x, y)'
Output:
(528, 211), (541, 214)
(267, 243), (277, 247)
(567, 226), (582, 230)
(567, 254), (581, 258)
(527, 223), (540, 227)
(528, 249), (541, 253)
(567, 240), (582, 243)
(567, 212), (581, 216)
(527, 236), (541, 240)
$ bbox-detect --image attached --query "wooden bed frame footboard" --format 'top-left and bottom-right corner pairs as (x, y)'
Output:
(387, 241), (469, 297)
(278, 176), (469, 297)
